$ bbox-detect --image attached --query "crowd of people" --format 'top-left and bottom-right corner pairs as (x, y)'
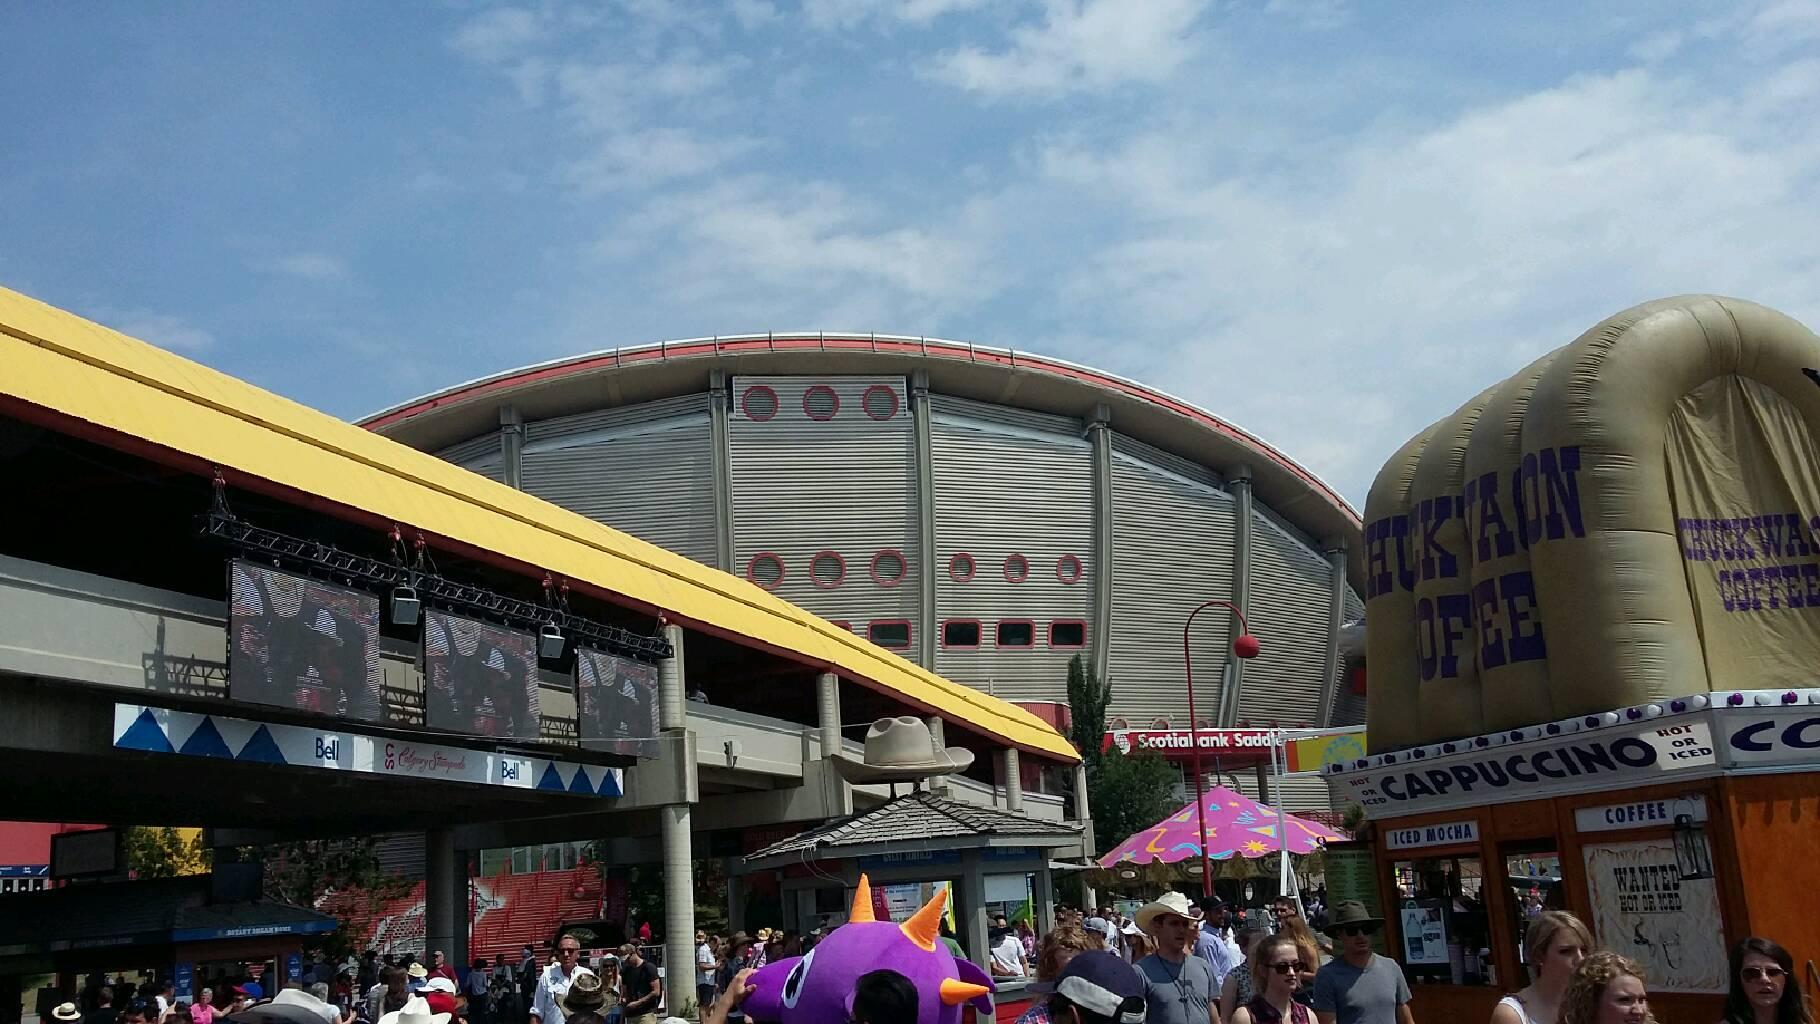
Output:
(40, 899), (1811, 1024)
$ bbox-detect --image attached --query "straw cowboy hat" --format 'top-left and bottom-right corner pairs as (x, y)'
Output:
(379, 996), (451, 1024)
(560, 970), (606, 1015)
(1322, 900), (1384, 938)
(1133, 891), (1204, 934)
(226, 989), (342, 1024)
(51, 1005), (82, 1023)
(833, 716), (976, 784)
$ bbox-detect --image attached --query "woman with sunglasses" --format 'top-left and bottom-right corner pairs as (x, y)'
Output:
(1559, 952), (1649, 1024)
(1490, 910), (1590, 1024)
(1228, 935), (1312, 1024)
(1721, 936), (1813, 1024)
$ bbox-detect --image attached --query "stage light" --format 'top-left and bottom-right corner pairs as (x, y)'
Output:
(539, 622), (566, 660)
(390, 585), (422, 627)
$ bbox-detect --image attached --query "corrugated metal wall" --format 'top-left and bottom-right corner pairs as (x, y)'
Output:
(1332, 586), (1368, 725)
(518, 395), (717, 564)
(1104, 439), (1237, 726)
(929, 397), (1094, 698)
(729, 376), (919, 647)
(1238, 511), (1332, 728)
(434, 432), (504, 483)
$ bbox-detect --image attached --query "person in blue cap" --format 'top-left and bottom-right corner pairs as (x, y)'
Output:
(1046, 952), (1147, 1024)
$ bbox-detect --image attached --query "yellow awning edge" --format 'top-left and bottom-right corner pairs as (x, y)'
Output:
(0, 285), (1078, 761)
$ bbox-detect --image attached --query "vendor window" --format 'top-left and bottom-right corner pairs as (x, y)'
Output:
(1502, 844), (1567, 982)
(1391, 854), (1493, 986)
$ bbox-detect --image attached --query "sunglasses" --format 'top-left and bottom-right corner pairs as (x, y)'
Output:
(1339, 925), (1376, 937)
(1267, 962), (1307, 975)
(558, 948), (581, 957)
(1742, 966), (1788, 982)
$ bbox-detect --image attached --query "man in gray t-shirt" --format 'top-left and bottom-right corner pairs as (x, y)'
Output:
(1312, 901), (1413, 1024)
(1132, 892), (1218, 1024)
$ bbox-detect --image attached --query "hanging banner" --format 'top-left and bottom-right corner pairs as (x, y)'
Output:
(1582, 838), (1727, 993)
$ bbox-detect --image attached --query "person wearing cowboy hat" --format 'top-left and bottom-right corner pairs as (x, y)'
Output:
(1309, 902), (1410, 1024)
(1132, 892), (1217, 1024)
(378, 996), (451, 1024)
(558, 970), (608, 1019)
(714, 934), (755, 1024)
(54, 1004), (85, 1024)
(223, 987), (352, 1024)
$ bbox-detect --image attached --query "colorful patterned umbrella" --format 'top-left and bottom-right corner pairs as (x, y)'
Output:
(1097, 785), (1347, 866)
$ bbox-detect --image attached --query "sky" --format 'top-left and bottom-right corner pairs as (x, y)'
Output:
(3, 1), (1817, 506)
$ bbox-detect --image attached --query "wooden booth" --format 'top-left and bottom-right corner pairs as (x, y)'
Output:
(1324, 691), (1820, 1024)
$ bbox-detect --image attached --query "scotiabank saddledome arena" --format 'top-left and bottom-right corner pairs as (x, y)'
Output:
(365, 334), (1368, 810)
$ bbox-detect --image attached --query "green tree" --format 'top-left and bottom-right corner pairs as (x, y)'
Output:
(1090, 747), (1179, 852)
(1064, 655), (1177, 855)
(1065, 654), (1111, 774)
(124, 827), (211, 878)
(259, 838), (411, 960)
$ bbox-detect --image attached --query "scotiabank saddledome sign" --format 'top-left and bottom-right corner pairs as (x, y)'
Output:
(1104, 728), (1281, 764)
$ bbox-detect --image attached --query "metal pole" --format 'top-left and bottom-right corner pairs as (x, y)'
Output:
(1182, 598), (1254, 900)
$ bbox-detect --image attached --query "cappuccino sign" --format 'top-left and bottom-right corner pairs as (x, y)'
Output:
(1332, 718), (1717, 816)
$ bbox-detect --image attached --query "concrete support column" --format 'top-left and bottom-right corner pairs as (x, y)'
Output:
(1316, 541), (1349, 727)
(910, 371), (939, 669)
(655, 622), (697, 1016)
(709, 370), (736, 573)
(727, 866), (746, 933)
(1086, 405), (1114, 677)
(957, 850), (991, 1020)
(1221, 467), (1254, 726)
(1002, 747), (1024, 813)
(817, 672), (841, 757)
(425, 828), (458, 960)
(659, 624), (687, 731)
(1032, 864), (1057, 936)
(926, 716), (950, 795)
(1072, 761), (1095, 855)
(499, 406), (524, 490)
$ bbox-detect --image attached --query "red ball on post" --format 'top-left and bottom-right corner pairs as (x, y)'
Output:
(1232, 633), (1261, 659)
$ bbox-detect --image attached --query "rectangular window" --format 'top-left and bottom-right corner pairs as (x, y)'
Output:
(1049, 620), (1087, 648)
(996, 620), (1035, 647)
(942, 619), (982, 648)
(1391, 854), (1492, 985)
(868, 620), (912, 649)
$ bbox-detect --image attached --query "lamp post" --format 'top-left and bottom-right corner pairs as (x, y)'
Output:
(1182, 599), (1261, 898)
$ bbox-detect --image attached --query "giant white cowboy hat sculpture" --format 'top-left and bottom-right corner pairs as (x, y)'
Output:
(833, 716), (975, 784)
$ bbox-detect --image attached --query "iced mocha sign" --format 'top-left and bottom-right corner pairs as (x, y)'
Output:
(1334, 718), (1716, 815)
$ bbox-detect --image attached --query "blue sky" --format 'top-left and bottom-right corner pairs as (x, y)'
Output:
(3, 0), (1817, 504)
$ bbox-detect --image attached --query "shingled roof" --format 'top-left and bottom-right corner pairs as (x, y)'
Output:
(745, 792), (1082, 868)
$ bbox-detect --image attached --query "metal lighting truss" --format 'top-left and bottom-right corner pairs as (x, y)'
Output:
(197, 506), (671, 663)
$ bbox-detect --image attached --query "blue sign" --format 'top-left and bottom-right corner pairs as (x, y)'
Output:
(286, 953), (303, 983)
(175, 964), (194, 1001)
(981, 847), (1037, 862)
(0, 865), (49, 877)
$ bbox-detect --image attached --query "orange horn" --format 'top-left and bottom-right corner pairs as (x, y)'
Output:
(940, 980), (991, 1006)
(899, 885), (947, 950)
(849, 874), (876, 923)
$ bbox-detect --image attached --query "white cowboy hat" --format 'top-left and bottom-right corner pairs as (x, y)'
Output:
(225, 989), (340, 1024)
(1133, 891), (1204, 934)
(832, 716), (976, 784)
(379, 996), (450, 1024)
(422, 978), (456, 995)
(52, 1005), (82, 1023)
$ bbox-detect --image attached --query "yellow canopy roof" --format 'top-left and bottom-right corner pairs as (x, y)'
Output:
(0, 286), (1077, 761)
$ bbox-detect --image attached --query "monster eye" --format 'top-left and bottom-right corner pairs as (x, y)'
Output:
(782, 948), (817, 1008)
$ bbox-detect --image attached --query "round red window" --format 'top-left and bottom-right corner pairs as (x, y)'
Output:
(871, 549), (908, 587)
(741, 386), (779, 421)
(1056, 554), (1084, 584)
(803, 385), (840, 421)
(948, 552), (976, 583)
(747, 552), (785, 590)
(1004, 554), (1030, 583)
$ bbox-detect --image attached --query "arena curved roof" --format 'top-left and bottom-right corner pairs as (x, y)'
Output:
(363, 334), (1364, 584)
(0, 287), (1077, 761)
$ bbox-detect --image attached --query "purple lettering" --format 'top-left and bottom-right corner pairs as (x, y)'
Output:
(1474, 577), (1507, 670)
(1437, 593), (1471, 678)
(1415, 597), (1438, 681)
(1502, 571), (1546, 661)
(1472, 472), (1516, 562)
(1419, 496), (1458, 581)
(1539, 446), (1586, 540)
(1393, 514), (1418, 593)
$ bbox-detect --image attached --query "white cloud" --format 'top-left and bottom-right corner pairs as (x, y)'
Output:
(265, 252), (349, 282)
(927, 0), (1209, 97)
(1263, 0), (1350, 31)
(449, 7), (547, 64)
(802, 0), (986, 30)
(561, 128), (763, 193)
(98, 310), (217, 352)
(730, 0), (778, 29)
(1029, 64), (1820, 499)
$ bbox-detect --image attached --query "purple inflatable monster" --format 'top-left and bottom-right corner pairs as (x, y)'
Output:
(743, 875), (995, 1024)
